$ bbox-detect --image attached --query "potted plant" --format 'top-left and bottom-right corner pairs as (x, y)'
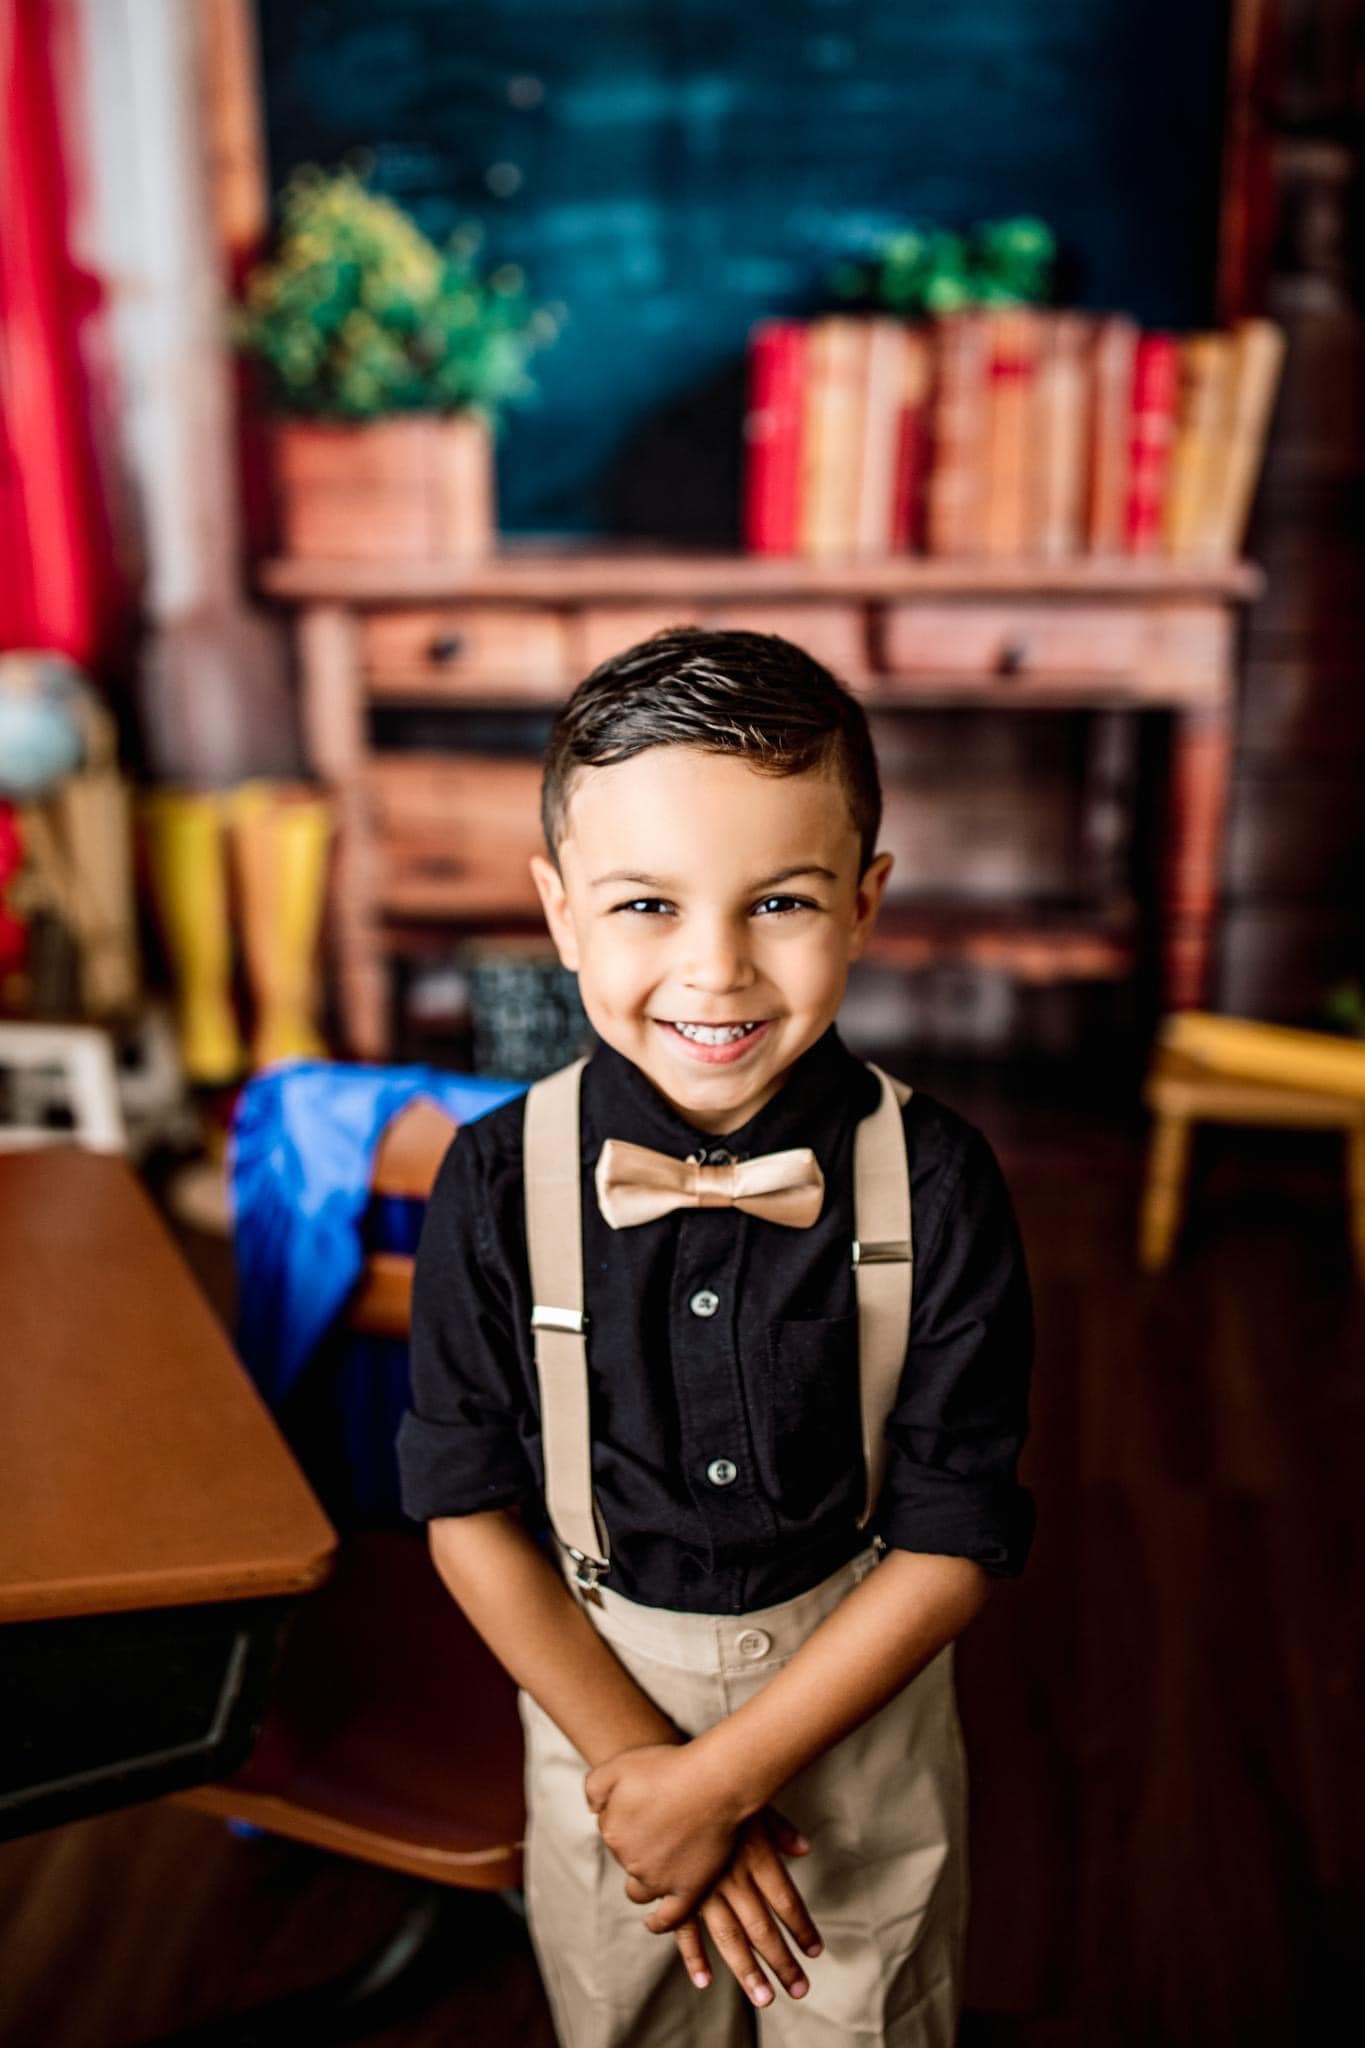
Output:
(234, 167), (561, 561)
(829, 215), (1057, 314)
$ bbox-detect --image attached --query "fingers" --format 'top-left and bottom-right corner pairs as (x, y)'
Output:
(763, 1806), (812, 1858)
(724, 1867), (813, 2001)
(582, 1756), (619, 1814)
(695, 1882), (811, 2009)
(744, 1830), (823, 1960)
(642, 1886), (701, 1933)
(623, 1873), (657, 1905)
(673, 1918), (711, 1991)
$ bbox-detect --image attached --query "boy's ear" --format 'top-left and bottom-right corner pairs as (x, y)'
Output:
(530, 852), (580, 971)
(848, 851), (893, 961)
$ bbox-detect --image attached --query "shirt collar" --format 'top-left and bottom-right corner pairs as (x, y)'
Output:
(581, 1026), (877, 1164)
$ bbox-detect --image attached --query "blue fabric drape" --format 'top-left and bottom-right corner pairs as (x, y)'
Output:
(231, 1060), (524, 1522)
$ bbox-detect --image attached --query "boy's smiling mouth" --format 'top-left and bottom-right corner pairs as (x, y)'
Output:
(656, 1018), (774, 1064)
(668, 1020), (764, 1043)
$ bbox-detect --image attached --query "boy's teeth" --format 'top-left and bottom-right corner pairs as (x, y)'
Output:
(673, 1021), (757, 1045)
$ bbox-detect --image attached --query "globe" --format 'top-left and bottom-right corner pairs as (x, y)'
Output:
(0, 651), (93, 798)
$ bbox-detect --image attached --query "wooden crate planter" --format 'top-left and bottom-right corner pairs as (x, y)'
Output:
(273, 415), (494, 562)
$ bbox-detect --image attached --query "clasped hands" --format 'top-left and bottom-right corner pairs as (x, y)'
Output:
(583, 1741), (822, 2007)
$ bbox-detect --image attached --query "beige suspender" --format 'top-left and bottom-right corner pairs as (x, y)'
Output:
(522, 1058), (609, 1586)
(855, 1064), (913, 1527)
(522, 1059), (914, 1591)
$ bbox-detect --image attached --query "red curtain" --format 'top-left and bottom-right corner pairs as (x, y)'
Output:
(0, 0), (116, 665)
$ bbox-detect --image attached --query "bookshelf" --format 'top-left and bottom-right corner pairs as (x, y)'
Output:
(260, 548), (1261, 1062)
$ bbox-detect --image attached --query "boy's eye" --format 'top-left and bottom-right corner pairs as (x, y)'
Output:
(609, 894), (818, 919)
(753, 895), (816, 917)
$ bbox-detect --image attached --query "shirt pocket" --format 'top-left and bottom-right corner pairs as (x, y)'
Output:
(762, 1311), (862, 1521)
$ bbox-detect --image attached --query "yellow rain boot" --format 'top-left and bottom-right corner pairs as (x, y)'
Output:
(140, 790), (244, 1085)
(229, 782), (334, 1069)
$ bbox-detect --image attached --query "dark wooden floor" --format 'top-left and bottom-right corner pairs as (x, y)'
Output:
(3, 1082), (1362, 2047)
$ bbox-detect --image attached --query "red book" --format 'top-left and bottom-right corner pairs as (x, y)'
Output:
(890, 329), (933, 551)
(743, 322), (807, 554)
(1124, 333), (1179, 554)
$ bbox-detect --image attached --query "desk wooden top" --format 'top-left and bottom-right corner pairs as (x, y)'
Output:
(0, 1150), (336, 1623)
(259, 545), (1265, 606)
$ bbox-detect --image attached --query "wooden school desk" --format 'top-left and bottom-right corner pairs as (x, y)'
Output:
(0, 1149), (336, 1841)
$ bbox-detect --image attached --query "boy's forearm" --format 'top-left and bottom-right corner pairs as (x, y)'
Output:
(427, 1510), (678, 1768)
(687, 1550), (991, 1823)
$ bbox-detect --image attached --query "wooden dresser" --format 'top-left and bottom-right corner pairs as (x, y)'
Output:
(260, 549), (1262, 1060)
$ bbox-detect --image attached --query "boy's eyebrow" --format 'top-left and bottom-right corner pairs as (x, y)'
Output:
(589, 864), (839, 890)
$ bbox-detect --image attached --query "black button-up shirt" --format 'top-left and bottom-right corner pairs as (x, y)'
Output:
(397, 1027), (1035, 1614)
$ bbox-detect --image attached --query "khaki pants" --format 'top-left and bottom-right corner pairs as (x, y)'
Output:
(519, 1551), (968, 2047)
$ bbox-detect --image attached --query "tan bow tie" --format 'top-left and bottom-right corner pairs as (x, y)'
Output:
(594, 1139), (825, 1230)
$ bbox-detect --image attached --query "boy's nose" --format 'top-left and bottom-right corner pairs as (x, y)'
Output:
(682, 925), (755, 995)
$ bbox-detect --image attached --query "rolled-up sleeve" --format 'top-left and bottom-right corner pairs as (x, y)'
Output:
(877, 1125), (1036, 1577)
(396, 1126), (537, 1521)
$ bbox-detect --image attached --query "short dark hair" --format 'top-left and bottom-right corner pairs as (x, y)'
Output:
(541, 626), (882, 871)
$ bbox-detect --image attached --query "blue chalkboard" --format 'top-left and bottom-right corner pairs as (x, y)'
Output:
(256, 0), (1230, 538)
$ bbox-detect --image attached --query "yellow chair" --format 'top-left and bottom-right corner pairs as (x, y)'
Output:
(1140, 1015), (1365, 1277)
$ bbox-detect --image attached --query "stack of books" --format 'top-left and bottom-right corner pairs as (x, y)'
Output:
(743, 312), (1286, 562)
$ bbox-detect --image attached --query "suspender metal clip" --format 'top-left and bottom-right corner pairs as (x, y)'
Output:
(567, 1547), (607, 1606)
(852, 1239), (911, 1267)
(532, 1304), (588, 1335)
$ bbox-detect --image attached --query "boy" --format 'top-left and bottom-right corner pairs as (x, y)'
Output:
(397, 628), (1034, 2045)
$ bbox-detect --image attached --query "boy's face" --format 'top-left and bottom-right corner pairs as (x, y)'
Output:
(531, 747), (892, 1134)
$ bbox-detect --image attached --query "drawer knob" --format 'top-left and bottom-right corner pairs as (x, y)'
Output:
(997, 639), (1030, 676)
(428, 632), (466, 664)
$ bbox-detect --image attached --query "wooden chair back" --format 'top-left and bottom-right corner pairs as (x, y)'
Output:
(347, 1099), (460, 1338)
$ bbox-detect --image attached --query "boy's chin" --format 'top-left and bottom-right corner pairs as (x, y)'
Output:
(636, 1018), (824, 1123)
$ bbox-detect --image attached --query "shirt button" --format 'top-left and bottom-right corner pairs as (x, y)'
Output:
(705, 1457), (738, 1487)
(689, 1289), (720, 1319)
(735, 1628), (771, 1659)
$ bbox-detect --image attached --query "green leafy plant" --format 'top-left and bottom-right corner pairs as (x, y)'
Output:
(830, 216), (1057, 315)
(234, 166), (562, 424)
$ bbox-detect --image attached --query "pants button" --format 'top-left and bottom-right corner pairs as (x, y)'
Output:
(735, 1628), (772, 1659)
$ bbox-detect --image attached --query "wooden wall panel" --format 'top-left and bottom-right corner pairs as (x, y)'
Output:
(1237, 653), (1365, 758)
(1223, 766), (1365, 897)
(1213, 6), (1365, 1023)
(1217, 904), (1365, 1020)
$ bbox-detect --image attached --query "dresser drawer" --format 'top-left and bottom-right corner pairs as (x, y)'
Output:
(879, 602), (1229, 703)
(570, 602), (867, 678)
(363, 607), (568, 699)
(369, 756), (544, 917)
